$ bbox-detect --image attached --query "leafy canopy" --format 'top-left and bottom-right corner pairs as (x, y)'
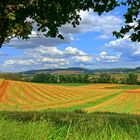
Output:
(0, 0), (139, 48)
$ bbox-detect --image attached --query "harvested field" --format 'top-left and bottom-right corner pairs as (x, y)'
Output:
(125, 89), (140, 93)
(0, 79), (140, 114)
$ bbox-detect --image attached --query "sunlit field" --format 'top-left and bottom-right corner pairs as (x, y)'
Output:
(0, 79), (140, 140)
(0, 79), (140, 114)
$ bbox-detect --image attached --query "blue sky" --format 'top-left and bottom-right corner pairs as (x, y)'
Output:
(0, 7), (140, 72)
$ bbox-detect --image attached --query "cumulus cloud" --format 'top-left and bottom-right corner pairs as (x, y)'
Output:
(9, 34), (74, 49)
(32, 46), (64, 56)
(96, 51), (120, 62)
(72, 55), (93, 62)
(1, 46), (93, 72)
(3, 59), (35, 66)
(105, 35), (140, 61)
(8, 10), (122, 49)
(60, 10), (122, 39)
(1, 44), (123, 72)
(64, 47), (86, 56)
(2, 10), (139, 70)
(1, 39), (140, 71)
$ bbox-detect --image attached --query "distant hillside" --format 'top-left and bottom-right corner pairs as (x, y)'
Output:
(20, 67), (91, 75)
(135, 67), (140, 71)
(20, 67), (140, 75)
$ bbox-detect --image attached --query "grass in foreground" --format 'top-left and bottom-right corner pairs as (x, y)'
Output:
(0, 111), (139, 140)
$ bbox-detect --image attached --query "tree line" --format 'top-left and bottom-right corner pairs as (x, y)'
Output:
(31, 73), (140, 85)
(0, 72), (139, 85)
(0, 73), (22, 81)
(31, 74), (90, 83)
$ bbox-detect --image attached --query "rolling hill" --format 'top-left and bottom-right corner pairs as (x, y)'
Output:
(20, 67), (140, 75)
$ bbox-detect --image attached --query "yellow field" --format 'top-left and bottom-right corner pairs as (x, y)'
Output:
(0, 79), (140, 114)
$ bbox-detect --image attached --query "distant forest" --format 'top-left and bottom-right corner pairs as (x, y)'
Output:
(31, 73), (140, 85)
(0, 72), (139, 85)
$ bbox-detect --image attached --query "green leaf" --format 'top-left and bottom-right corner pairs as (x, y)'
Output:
(7, 12), (16, 20)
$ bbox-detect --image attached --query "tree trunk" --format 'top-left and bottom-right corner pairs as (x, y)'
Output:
(0, 18), (8, 48)
(0, 36), (5, 48)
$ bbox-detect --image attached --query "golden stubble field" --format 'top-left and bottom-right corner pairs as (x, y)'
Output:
(0, 79), (140, 114)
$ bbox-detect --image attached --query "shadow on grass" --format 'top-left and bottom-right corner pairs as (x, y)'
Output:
(0, 110), (140, 125)
(0, 110), (140, 139)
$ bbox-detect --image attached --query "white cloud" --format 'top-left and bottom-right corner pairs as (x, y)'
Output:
(98, 35), (110, 39)
(105, 35), (140, 61)
(64, 47), (86, 55)
(34, 46), (64, 56)
(60, 10), (122, 39)
(1, 46), (93, 72)
(3, 59), (36, 66)
(2, 10), (140, 70)
(96, 51), (120, 62)
(1, 38), (140, 72)
(7, 10), (122, 49)
(9, 34), (73, 49)
(72, 55), (93, 62)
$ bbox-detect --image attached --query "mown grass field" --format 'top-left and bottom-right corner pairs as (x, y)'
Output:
(0, 79), (140, 139)
(0, 79), (140, 114)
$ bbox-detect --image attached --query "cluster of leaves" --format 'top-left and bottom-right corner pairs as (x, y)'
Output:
(0, 0), (139, 48)
(113, 0), (140, 42)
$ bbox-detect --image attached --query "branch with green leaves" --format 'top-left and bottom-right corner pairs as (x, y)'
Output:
(0, 0), (139, 48)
